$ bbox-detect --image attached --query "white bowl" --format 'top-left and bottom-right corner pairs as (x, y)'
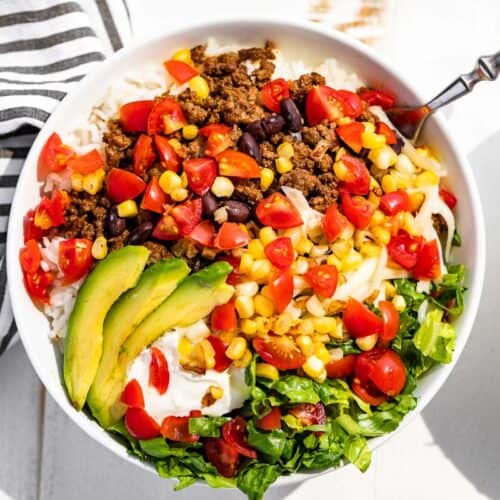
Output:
(6, 18), (486, 488)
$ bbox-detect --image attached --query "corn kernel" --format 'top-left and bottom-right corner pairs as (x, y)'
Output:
(168, 138), (183, 155)
(392, 294), (406, 312)
(306, 295), (326, 317)
(249, 259), (272, 282)
(310, 245), (329, 258)
(277, 142), (294, 159)
(337, 116), (352, 125)
(220, 330), (236, 345)
(381, 174), (398, 193)
(314, 342), (331, 364)
(201, 339), (216, 369)
(239, 253), (254, 274)
(172, 48), (192, 64)
(211, 176), (234, 197)
(333, 160), (349, 181)
(392, 171), (413, 190)
(313, 333), (331, 344)
(177, 336), (193, 357)
(298, 318), (315, 336)
(260, 168), (275, 191)
(171, 188), (188, 202)
(372, 226), (391, 246)
(275, 157), (293, 174)
(395, 153), (415, 174)
(117, 200), (138, 218)
(159, 170), (182, 194)
(415, 170), (439, 187)
(180, 171), (188, 188)
(296, 237), (313, 255)
(234, 349), (252, 368)
(368, 145), (397, 169)
(302, 355), (326, 381)
(248, 239), (265, 259)
(326, 254), (342, 270)
(256, 362), (280, 380)
(182, 124), (199, 140)
(400, 211), (417, 235)
(313, 317), (337, 335)
(362, 131), (386, 149)
(235, 296), (254, 319)
(259, 227), (277, 246)
(335, 147), (347, 161)
(254, 294), (274, 317)
(409, 192), (425, 212)
(384, 281), (396, 298)
(356, 333), (379, 351)
(225, 337), (248, 360)
(370, 209), (385, 226)
(235, 281), (259, 297)
(240, 319), (257, 336)
(292, 256), (309, 275)
(70, 173), (84, 192)
(297, 335), (314, 356)
(91, 236), (108, 260)
(354, 230), (370, 249)
(213, 207), (228, 224)
(362, 121), (375, 133)
(360, 242), (381, 258)
(283, 227), (303, 247)
(274, 313), (294, 335)
(189, 75), (210, 99)
(331, 239), (352, 259)
(342, 249), (363, 272)
(208, 385), (224, 400)
(83, 169), (105, 195)
(260, 285), (272, 299)
(255, 317), (271, 335)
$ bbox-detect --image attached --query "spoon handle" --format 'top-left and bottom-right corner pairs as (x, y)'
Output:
(426, 51), (500, 111)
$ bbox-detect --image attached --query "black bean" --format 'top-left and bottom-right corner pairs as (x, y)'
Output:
(262, 114), (286, 137)
(224, 201), (250, 222)
(238, 132), (262, 163)
(127, 222), (153, 245)
(246, 120), (267, 142)
(280, 98), (302, 132)
(107, 206), (126, 236)
(202, 192), (219, 217)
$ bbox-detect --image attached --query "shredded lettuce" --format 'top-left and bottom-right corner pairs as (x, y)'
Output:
(188, 417), (230, 437)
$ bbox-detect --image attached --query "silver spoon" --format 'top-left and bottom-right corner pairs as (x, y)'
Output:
(387, 51), (500, 143)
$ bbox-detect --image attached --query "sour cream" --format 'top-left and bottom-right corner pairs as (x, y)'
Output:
(127, 324), (250, 424)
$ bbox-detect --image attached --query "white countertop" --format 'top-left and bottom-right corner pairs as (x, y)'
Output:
(2, 1), (500, 499)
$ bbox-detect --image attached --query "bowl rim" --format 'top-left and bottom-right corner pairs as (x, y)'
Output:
(6, 16), (486, 487)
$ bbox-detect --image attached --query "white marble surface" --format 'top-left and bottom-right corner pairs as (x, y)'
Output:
(2, 1), (500, 499)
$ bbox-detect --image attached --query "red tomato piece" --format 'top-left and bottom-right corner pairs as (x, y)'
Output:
(343, 298), (383, 338)
(183, 157), (217, 195)
(119, 100), (154, 133)
(199, 125), (232, 157)
(154, 135), (181, 172)
(253, 334), (305, 371)
(38, 132), (74, 178)
(439, 188), (457, 210)
(199, 124), (232, 137)
(19, 239), (41, 274)
(268, 269), (293, 313)
(120, 379), (145, 408)
(106, 168), (146, 203)
(149, 347), (169, 395)
(217, 150), (260, 178)
(261, 78), (290, 113)
(164, 60), (198, 84)
(336, 90), (363, 118)
(58, 238), (93, 285)
(340, 190), (375, 229)
(141, 177), (168, 214)
(207, 335), (232, 372)
(24, 209), (46, 243)
(326, 354), (357, 379)
(125, 407), (160, 439)
(67, 149), (104, 174)
(214, 222), (249, 250)
(351, 380), (388, 406)
(359, 89), (396, 109)
(256, 193), (303, 229)
(339, 155), (370, 195)
(133, 135), (156, 175)
(189, 220), (216, 246)
(336, 122), (364, 153)
(379, 190), (412, 216)
(171, 198), (203, 236)
(375, 122), (397, 145)
(152, 214), (181, 241)
(161, 415), (199, 442)
(211, 301), (237, 333)
(264, 237), (294, 270)
(222, 417), (257, 459)
(24, 269), (54, 304)
(34, 190), (70, 230)
(256, 407), (282, 431)
(378, 301), (399, 345)
(306, 85), (346, 125)
(304, 264), (338, 298)
(217, 255), (242, 286)
(288, 403), (327, 426)
(204, 438), (239, 478)
(412, 239), (441, 280)
(323, 202), (348, 242)
(387, 230), (423, 269)
(147, 98), (186, 135)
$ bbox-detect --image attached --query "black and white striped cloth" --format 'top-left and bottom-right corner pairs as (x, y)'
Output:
(0, 0), (131, 355)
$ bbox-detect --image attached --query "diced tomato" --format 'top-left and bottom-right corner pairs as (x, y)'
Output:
(38, 132), (74, 178)
(261, 78), (290, 113)
(183, 157), (217, 195)
(204, 438), (239, 478)
(256, 406), (282, 431)
(164, 60), (198, 84)
(359, 89), (396, 109)
(189, 220), (216, 246)
(253, 334), (305, 371)
(375, 122), (397, 145)
(125, 407), (160, 439)
(343, 298), (383, 338)
(147, 98), (187, 135)
(214, 222), (249, 250)
(439, 188), (457, 210)
(141, 177), (168, 214)
(217, 255), (242, 286)
(24, 269), (54, 304)
(379, 190), (411, 216)
(24, 209), (46, 243)
(133, 135), (156, 175)
(340, 190), (375, 229)
(222, 417), (257, 459)
(351, 380), (388, 406)
(387, 230), (423, 269)
(336, 122), (364, 153)
(152, 214), (181, 241)
(67, 149), (104, 174)
(326, 354), (357, 379)
(149, 347), (169, 395)
(34, 190), (70, 230)
(412, 239), (441, 280)
(154, 135), (181, 172)
(200, 124), (232, 157)
(120, 379), (144, 408)
(369, 349), (406, 396)
(199, 124), (232, 137)
(161, 415), (199, 442)
(378, 301), (399, 346)
(304, 264), (338, 298)
(58, 238), (93, 285)
(306, 85), (348, 125)
(322, 202), (348, 242)
(211, 301), (237, 333)
(19, 239), (41, 274)
(336, 90), (363, 118)
(217, 150), (260, 178)
(268, 268), (293, 313)
(288, 403), (327, 426)
(106, 168), (146, 203)
(119, 100), (154, 133)
(264, 237), (294, 270)
(171, 198), (202, 236)
(339, 155), (370, 195)
(256, 192), (302, 229)
(207, 335), (232, 372)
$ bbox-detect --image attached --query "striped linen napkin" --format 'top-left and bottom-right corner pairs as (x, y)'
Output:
(0, 0), (131, 355)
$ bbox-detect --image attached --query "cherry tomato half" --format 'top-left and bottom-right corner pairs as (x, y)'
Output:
(207, 335), (232, 372)
(306, 85), (345, 125)
(164, 60), (198, 84)
(261, 78), (290, 113)
(288, 403), (327, 426)
(24, 209), (46, 243)
(33, 190), (69, 230)
(125, 407), (160, 440)
(304, 264), (338, 298)
(256, 406), (282, 431)
(264, 237), (294, 270)
(323, 202), (348, 242)
(106, 168), (146, 203)
(336, 90), (363, 118)
(204, 438), (239, 478)
(199, 124), (232, 137)
(67, 149), (104, 175)
(133, 135), (156, 175)
(120, 379), (144, 408)
(152, 214), (180, 240)
(183, 157), (217, 195)
(210, 301), (237, 333)
(38, 132), (74, 178)
(387, 230), (423, 269)
(375, 122), (397, 145)
(336, 122), (364, 153)
(19, 239), (41, 274)
(268, 268), (293, 313)
(378, 301), (399, 345)
(222, 417), (257, 459)
(154, 135), (181, 172)
(439, 188), (457, 210)
(24, 269), (54, 304)
(171, 198), (203, 236)
(147, 98), (187, 135)
(339, 155), (370, 195)
(340, 190), (375, 229)
(149, 347), (169, 395)
(379, 190), (412, 216)
(141, 177), (168, 214)
(326, 354), (357, 379)
(253, 334), (305, 371)
(214, 222), (249, 250)
(351, 380), (388, 406)
(189, 220), (216, 246)
(412, 239), (441, 280)
(200, 124), (232, 157)
(58, 238), (93, 285)
(368, 349), (407, 396)
(256, 193), (303, 229)
(217, 150), (260, 179)
(359, 89), (396, 109)
(119, 100), (154, 133)
(343, 298), (383, 338)
(161, 415), (199, 443)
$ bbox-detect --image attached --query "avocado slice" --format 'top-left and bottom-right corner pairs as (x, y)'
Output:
(87, 258), (190, 427)
(99, 261), (234, 426)
(63, 246), (150, 410)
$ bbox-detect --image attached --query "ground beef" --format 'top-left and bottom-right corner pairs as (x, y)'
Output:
(290, 142), (315, 172)
(309, 173), (339, 212)
(288, 72), (326, 108)
(144, 241), (172, 264)
(103, 120), (134, 168)
(279, 168), (320, 195)
(233, 179), (264, 206)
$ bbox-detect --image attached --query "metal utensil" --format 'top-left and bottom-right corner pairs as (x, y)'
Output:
(387, 51), (500, 143)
